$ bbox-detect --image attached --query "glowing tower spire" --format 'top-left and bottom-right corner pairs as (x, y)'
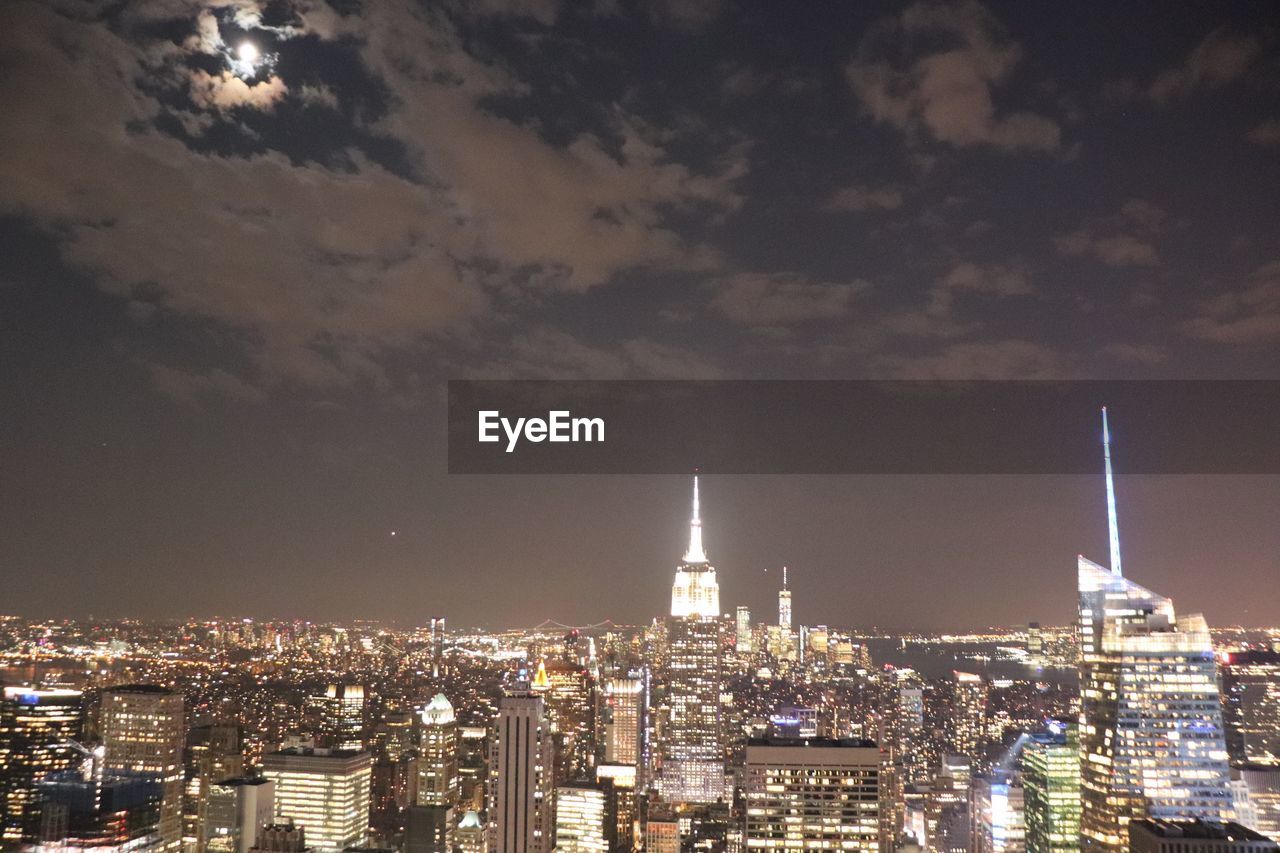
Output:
(1102, 406), (1122, 576)
(778, 566), (792, 631)
(684, 475), (707, 564)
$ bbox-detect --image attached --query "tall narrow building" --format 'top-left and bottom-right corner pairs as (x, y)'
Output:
(1021, 723), (1081, 853)
(100, 684), (186, 852)
(1077, 409), (1232, 851)
(487, 690), (555, 853)
(0, 686), (83, 845)
(660, 476), (726, 805)
(603, 677), (644, 769)
(777, 566), (791, 631)
(407, 693), (461, 853)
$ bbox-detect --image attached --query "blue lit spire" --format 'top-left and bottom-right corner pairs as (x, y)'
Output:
(1102, 407), (1122, 576)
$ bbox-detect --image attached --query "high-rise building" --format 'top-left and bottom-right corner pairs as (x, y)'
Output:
(530, 659), (597, 784)
(660, 476), (726, 805)
(203, 777), (275, 853)
(948, 672), (987, 762)
(1127, 820), (1279, 853)
(100, 685), (185, 852)
(454, 810), (486, 853)
(1221, 651), (1280, 767)
(36, 759), (164, 850)
(429, 618), (446, 680)
(735, 606), (752, 655)
(405, 693), (460, 853)
(486, 691), (554, 853)
(742, 737), (881, 850)
(971, 776), (1026, 853)
(190, 724), (246, 853)
(261, 748), (371, 852)
(1021, 723), (1080, 853)
(1078, 409), (1232, 851)
(603, 677), (643, 769)
(417, 694), (459, 807)
(1237, 766), (1280, 841)
(554, 782), (609, 852)
(0, 686), (83, 845)
(777, 566), (791, 632)
(1027, 623), (1045, 668)
(595, 764), (637, 851)
(880, 667), (929, 787)
(317, 684), (364, 751)
(926, 765), (971, 853)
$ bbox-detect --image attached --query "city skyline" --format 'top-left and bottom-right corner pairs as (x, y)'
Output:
(3, 1), (1280, 631)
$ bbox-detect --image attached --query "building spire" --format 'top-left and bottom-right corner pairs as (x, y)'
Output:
(1103, 407), (1122, 576)
(683, 475), (707, 564)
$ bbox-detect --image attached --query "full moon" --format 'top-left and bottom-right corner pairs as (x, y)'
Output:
(237, 42), (260, 65)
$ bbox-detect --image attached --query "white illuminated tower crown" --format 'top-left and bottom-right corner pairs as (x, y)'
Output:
(670, 475), (720, 619)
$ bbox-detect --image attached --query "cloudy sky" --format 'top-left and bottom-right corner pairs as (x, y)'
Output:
(2, 0), (1278, 629)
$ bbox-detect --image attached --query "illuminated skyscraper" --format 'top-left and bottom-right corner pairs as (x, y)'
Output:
(603, 677), (643, 769)
(971, 776), (1025, 853)
(1221, 651), (1280, 767)
(405, 693), (461, 853)
(1077, 409), (1232, 851)
(0, 686), (83, 845)
(1021, 723), (1080, 853)
(742, 737), (881, 850)
(318, 683), (365, 751)
(261, 747), (371, 852)
(100, 685), (186, 852)
(735, 606), (752, 655)
(1027, 623), (1045, 668)
(203, 777), (275, 853)
(948, 672), (987, 762)
(777, 566), (791, 632)
(37, 759), (165, 850)
(429, 618), (446, 679)
(1237, 766), (1280, 841)
(669, 476), (719, 619)
(486, 691), (554, 853)
(190, 724), (246, 853)
(417, 694), (459, 807)
(660, 476), (726, 804)
(530, 659), (597, 784)
(554, 782), (609, 852)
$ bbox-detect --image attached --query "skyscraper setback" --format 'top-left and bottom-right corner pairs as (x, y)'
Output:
(660, 476), (726, 804)
(1077, 409), (1232, 850)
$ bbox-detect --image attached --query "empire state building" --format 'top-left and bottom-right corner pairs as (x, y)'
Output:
(660, 476), (727, 804)
(670, 475), (720, 618)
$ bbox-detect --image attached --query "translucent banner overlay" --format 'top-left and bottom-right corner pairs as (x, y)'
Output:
(447, 380), (1280, 474)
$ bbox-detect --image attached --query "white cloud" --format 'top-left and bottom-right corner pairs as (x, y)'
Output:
(846, 1), (1060, 153)
(1149, 28), (1261, 102)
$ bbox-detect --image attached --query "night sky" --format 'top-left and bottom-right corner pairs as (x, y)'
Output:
(2, 1), (1278, 629)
